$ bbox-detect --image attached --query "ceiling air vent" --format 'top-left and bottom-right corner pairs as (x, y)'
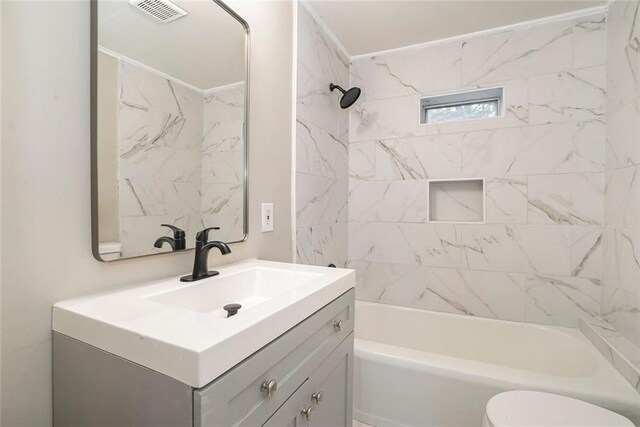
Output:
(129, 0), (188, 23)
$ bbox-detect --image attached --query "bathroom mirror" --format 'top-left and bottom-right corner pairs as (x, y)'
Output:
(91, 0), (249, 261)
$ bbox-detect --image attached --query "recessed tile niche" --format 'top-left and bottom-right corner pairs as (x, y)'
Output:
(428, 179), (485, 223)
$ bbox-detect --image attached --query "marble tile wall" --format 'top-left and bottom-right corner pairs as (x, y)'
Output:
(602, 0), (640, 347)
(118, 59), (245, 257)
(580, 318), (640, 392)
(348, 12), (608, 327)
(119, 60), (204, 257)
(295, 4), (350, 267)
(201, 84), (246, 242)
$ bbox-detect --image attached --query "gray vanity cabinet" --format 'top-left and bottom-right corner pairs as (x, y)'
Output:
(261, 334), (353, 427)
(307, 336), (353, 427)
(53, 289), (355, 427)
(194, 289), (354, 426)
(262, 381), (310, 427)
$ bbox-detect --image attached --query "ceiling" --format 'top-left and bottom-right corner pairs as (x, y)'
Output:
(98, 0), (246, 90)
(306, 0), (607, 56)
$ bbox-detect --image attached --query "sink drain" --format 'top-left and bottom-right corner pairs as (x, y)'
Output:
(223, 303), (242, 317)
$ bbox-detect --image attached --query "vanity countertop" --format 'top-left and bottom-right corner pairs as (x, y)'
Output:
(53, 259), (354, 387)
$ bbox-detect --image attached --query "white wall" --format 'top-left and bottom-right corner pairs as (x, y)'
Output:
(348, 11), (607, 328)
(0, 0), (3, 420)
(0, 1), (293, 425)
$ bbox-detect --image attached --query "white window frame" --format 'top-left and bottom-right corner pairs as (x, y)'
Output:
(419, 87), (504, 125)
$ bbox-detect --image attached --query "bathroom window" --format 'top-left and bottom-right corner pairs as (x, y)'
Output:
(420, 87), (503, 124)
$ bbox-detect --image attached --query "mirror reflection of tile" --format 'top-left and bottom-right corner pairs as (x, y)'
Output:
(112, 58), (244, 257)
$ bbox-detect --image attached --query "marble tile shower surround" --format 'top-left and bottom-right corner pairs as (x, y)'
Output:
(601, 0), (640, 355)
(290, 0), (640, 395)
(580, 318), (640, 392)
(347, 11), (609, 328)
(118, 58), (244, 257)
(294, 1), (640, 377)
(295, 4), (350, 268)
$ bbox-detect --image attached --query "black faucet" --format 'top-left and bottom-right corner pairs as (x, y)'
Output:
(180, 227), (231, 282)
(154, 224), (186, 251)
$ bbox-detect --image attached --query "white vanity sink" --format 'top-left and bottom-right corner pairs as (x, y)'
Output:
(53, 259), (354, 387)
(147, 267), (323, 315)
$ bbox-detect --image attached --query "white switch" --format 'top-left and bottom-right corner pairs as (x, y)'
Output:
(261, 203), (274, 232)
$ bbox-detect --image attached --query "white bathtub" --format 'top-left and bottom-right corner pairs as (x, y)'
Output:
(353, 301), (640, 427)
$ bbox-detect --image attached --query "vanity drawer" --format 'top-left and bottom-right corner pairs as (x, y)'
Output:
(194, 288), (355, 427)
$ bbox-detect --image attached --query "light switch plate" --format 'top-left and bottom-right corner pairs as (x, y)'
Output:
(261, 203), (274, 232)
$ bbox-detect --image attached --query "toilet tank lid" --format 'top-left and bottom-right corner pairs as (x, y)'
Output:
(485, 391), (633, 427)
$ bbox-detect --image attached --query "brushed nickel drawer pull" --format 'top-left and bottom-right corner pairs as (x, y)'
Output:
(301, 406), (314, 420)
(260, 379), (277, 397)
(312, 391), (323, 405)
(333, 320), (343, 332)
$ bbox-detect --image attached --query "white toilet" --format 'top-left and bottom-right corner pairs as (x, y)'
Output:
(482, 391), (634, 427)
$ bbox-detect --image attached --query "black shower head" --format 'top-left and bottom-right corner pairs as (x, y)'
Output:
(330, 83), (361, 109)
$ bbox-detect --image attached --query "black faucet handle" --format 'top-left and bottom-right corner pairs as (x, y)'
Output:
(161, 224), (186, 239)
(161, 224), (186, 250)
(196, 226), (221, 243)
